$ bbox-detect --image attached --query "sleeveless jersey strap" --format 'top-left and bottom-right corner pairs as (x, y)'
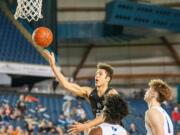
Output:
(88, 88), (96, 98)
(104, 87), (113, 95)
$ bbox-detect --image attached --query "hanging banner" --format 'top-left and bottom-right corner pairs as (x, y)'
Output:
(0, 62), (60, 77)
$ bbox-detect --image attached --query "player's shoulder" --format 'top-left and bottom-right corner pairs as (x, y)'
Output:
(147, 107), (160, 113)
(146, 107), (162, 119)
(114, 124), (128, 135)
(146, 108), (156, 115)
(108, 88), (119, 95)
(117, 125), (128, 135)
(88, 126), (102, 135)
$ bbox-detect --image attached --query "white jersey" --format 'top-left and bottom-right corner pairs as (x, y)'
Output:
(145, 106), (174, 135)
(99, 122), (127, 135)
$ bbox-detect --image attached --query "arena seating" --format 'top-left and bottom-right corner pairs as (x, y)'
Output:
(0, 91), (177, 134)
(0, 11), (47, 65)
(0, 92), (147, 133)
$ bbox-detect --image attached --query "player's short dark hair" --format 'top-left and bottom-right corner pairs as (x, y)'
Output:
(103, 95), (129, 124)
(97, 63), (113, 81)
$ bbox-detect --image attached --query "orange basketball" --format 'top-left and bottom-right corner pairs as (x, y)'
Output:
(32, 27), (53, 47)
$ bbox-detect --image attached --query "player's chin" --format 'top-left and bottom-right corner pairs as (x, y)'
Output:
(144, 96), (148, 102)
(95, 82), (100, 87)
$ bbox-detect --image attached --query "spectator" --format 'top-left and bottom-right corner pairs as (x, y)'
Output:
(171, 106), (180, 131)
(16, 94), (26, 116)
(0, 125), (7, 134)
(76, 105), (87, 122)
(14, 126), (26, 135)
(0, 107), (4, 123)
(62, 100), (72, 118)
(57, 114), (68, 131)
(38, 120), (47, 134)
(7, 125), (15, 135)
(171, 106), (180, 122)
(162, 101), (173, 115)
(11, 109), (21, 120)
(129, 123), (140, 135)
(2, 104), (13, 124)
(25, 121), (35, 135)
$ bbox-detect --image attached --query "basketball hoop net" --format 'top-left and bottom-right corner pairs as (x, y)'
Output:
(14, 0), (43, 22)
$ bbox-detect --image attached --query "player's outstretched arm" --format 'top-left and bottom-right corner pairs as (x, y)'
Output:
(68, 115), (104, 134)
(43, 49), (92, 98)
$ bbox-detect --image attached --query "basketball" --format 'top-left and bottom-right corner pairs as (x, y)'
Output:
(32, 27), (53, 47)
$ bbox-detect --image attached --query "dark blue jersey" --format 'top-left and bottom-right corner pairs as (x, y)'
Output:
(88, 87), (112, 117)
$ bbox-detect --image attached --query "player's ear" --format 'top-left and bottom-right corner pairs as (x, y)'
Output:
(106, 76), (110, 82)
(154, 91), (159, 99)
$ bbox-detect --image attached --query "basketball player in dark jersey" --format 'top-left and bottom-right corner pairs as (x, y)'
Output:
(43, 50), (118, 134)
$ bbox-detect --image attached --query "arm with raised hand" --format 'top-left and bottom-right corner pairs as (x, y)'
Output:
(68, 89), (119, 134)
(43, 50), (92, 98)
(68, 115), (105, 134)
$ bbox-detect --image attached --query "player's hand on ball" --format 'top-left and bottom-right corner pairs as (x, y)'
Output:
(43, 49), (55, 66)
(68, 121), (87, 135)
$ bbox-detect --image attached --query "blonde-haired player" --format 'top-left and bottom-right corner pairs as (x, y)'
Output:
(144, 79), (173, 135)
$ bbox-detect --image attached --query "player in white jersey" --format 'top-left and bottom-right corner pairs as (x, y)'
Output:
(88, 95), (129, 135)
(144, 79), (174, 135)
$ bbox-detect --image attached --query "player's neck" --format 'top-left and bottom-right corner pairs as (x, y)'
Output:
(97, 83), (109, 96)
(105, 118), (119, 125)
(148, 99), (160, 108)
